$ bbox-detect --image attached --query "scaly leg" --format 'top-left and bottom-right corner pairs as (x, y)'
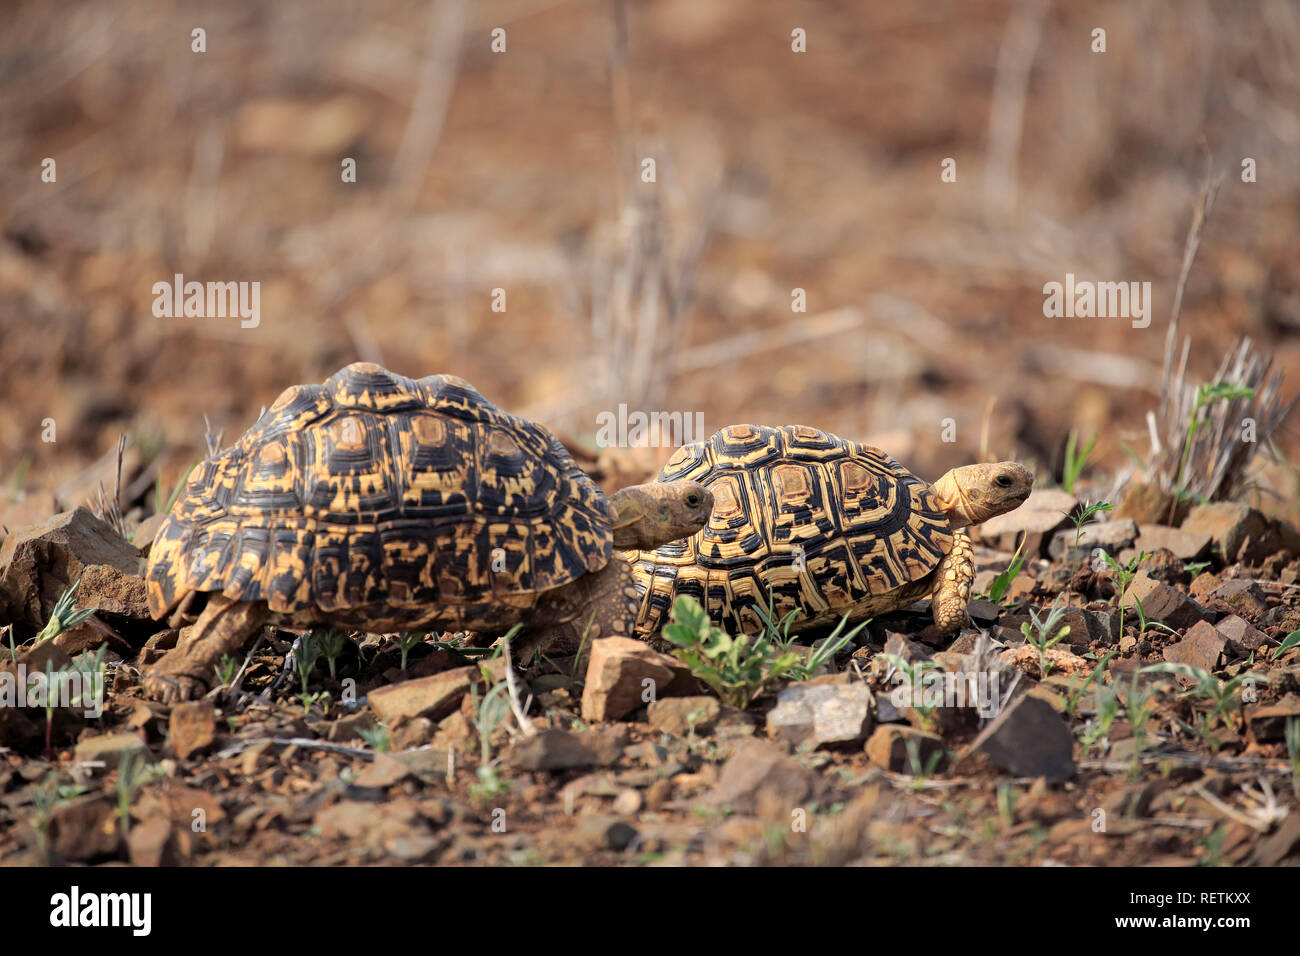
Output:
(143, 594), (267, 702)
(930, 530), (975, 635)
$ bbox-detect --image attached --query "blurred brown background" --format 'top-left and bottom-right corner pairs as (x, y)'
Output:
(1, 0), (1298, 512)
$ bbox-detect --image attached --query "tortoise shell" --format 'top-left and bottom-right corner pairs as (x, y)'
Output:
(631, 424), (954, 637)
(146, 363), (613, 632)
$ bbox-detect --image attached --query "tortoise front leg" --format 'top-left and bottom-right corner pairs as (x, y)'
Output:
(143, 594), (267, 703)
(930, 530), (975, 635)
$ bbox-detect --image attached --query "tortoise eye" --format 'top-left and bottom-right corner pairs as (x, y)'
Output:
(996, 475), (1013, 487)
(685, 491), (702, 508)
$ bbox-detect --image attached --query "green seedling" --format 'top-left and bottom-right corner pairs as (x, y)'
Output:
(213, 654), (238, 688)
(1065, 500), (1113, 570)
(986, 534), (1027, 605)
(1081, 679), (1121, 750)
(662, 595), (802, 709)
(1270, 629), (1300, 662)
(155, 459), (201, 517)
(753, 589), (867, 678)
(1140, 662), (1268, 731)
(36, 580), (97, 644)
(1062, 430), (1096, 495)
(996, 780), (1016, 829)
(1021, 595), (1072, 680)
(1063, 651), (1117, 717)
(1176, 382), (1256, 494)
(1183, 560), (1212, 578)
(1124, 670), (1157, 779)
(29, 775), (88, 853)
(904, 736), (943, 785)
(1102, 549), (1148, 637)
(878, 652), (945, 730)
(467, 680), (512, 800)
(115, 752), (161, 836)
(1132, 596), (1177, 645)
(313, 628), (348, 679)
(294, 632), (324, 714)
(356, 719), (391, 753)
(396, 631), (424, 671)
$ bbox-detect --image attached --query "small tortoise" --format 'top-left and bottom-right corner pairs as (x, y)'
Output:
(143, 362), (712, 702)
(629, 424), (1032, 641)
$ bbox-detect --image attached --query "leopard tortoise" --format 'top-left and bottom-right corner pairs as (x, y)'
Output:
(629, 424), (1032, 641)
(142, 362), (712, 702)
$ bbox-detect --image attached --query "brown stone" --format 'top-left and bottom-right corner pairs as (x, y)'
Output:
(580, 636), (686, 722)
(169, 699), (215, 759)
(506, 726), (628, 772)
(367, 665), (479, 723)
(1182, 502), (1270, 564)
(1163, 620), (1226, 672)
(1214, 615), (1269, 656)
(864, 725), (945, 774)
(1245, 700), (1300, 741)
(963, 693), (1075, 781)
(1113, 480), (1187, 526)
(1207, 579), (1270, 623)
(1133, 524), (1212, 561)
(699, 739), (828, 815)
(646, 696), (721, 737)
(1119, 573), (1205, 629)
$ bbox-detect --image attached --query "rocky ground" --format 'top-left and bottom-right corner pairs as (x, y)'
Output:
(1, 468), (1298, 867)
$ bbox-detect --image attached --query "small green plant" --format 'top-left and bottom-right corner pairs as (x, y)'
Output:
(1065, 500), (1113, 569)
(1182, 560), (1212, 578)
(356, 719), (391, 753)
(1061, 430), (1096, 495)
(904, 737), (943, 785)
(1132, 596), (1177, 644)
(213, 654), (238, 688)
(1102, 549), (1148, 637)
(115, 752), (162, 836)
(1270, 629), (1300, 662)
(986, 534), (1027, 605)
(294, 632), (324, 714)
(879, 652), (945, 730)
(1021, 596), (1072, 679)
(1124, 670), (1157, 779)
(467, 680), (512, 800)
(396, 631), (425, 671)
(996, 780), (1016, 829)
(1081, 679), (1121, 750)
(36, 580), (97, 644)
(1176, 382), (1256, 494)
(1063, 651), (1116, 717)
(313, 628), (348, 679)
(29, 775), (87, 852)
(1140, 662), (1268, 731)
(662, 595), (803, 709)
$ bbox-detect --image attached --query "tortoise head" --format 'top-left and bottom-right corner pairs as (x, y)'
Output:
(609, 481), (714, 549)
(929, 462), (1034, 529)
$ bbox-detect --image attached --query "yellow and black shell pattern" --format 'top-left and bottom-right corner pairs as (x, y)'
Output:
(146, 363), (614, 632)
(631, 424), (954, 638)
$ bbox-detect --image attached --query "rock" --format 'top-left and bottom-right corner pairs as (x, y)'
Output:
(966, 598), (1002, 626)
(354, 752), (413, 788)
(1163, 621), (1226, 672)
(580, 637), (687, 722)
(1112, 480), (1187, 526)
(611, 788), (643, 815)
(700, 740), (828, 816)
(367, 665), (479, 723)
(570, 815), (638, 852)
(1182, 502), (1270, 564)
(383, 834), (443, 862)
(1052, 607), (1118, 648)
(1049, 519), (1139, 564)
(389, 716), (436, 750)
(1132, 525), (1211, 562)
(963, 693), (1075, 781)
(506, 727), (627, 772)
(74, 731), (152, 766)
(326, 711), (378, 744)
(1207, 579), (1270, 623)
(0, 508), (144, 638)
(972, 488), (1075, 556)
(646, 696), (720, 737)
(883, 632), (932, 663)
(169, 699), (215, 759)
(1214, 615), (1269, 656)
(46, 795), (120, 861)
(127, 816), (176, 867)
(1119, 573), (1205, 629)
(864, 725), (945, 773)
(131, 513), (167, 553)
(765, 680), (873, 748)
(0, 490), (57, 545)
(1000, 644), (1090, 677)
(1245, 700), (1300, 741)
(75, 562), (150, 622)
(1189, 571), (1221, 599)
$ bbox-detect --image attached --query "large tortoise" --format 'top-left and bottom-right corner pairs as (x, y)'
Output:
(629, 424), (1032, 641)
(142, 363), (712, 702)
